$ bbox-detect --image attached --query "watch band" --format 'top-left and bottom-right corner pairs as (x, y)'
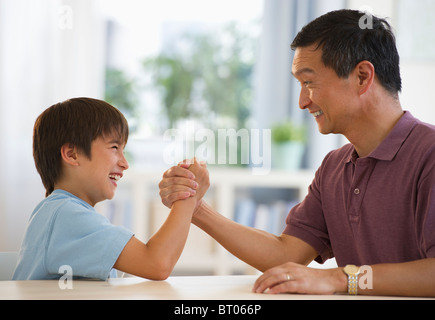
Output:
(348, 273), (359, 295)
(343, 265), (361, 295)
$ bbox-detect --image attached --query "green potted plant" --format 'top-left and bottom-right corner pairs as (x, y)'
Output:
(271, 120), (306, 170)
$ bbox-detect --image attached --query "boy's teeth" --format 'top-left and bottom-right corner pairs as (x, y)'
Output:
(313, 111), (323, 117)
(109, 175), (120, 181)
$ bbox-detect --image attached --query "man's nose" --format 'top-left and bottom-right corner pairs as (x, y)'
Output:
(299, 87), (311, 110)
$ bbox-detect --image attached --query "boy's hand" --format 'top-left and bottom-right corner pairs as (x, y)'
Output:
(159, 158), (209, 208)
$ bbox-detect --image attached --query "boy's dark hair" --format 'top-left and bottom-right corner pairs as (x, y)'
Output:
(291, 9), (402, 96)
(33, 97), (129, 197)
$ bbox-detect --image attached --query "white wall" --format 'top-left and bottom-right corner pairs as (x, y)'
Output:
(2, 0), (435, 253)
(0, 0), (105, 251)
(347, 0), (435, 125)
(400, 62), (435, 124)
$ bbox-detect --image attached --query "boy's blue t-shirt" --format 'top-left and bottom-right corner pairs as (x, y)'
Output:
(13, 189), (134, 280)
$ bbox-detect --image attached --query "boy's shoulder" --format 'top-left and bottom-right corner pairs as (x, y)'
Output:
(16, 189), (133, 280)
(29, 189), (121, 249)
(29, 190), (98, 233)
(47, 189), (91, 205)
(32, 189), (93, 217)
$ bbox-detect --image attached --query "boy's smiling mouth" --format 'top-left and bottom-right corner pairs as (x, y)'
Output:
(109, 173), (122, 183)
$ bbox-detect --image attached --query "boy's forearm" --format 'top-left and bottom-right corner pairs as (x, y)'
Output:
(114, 197), (197, 280)
(154, 196), (196, 246)
(146, 197), (196, 275)
(171, 196), (197, 213)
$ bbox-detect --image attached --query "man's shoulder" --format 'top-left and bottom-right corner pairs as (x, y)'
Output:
(323, 143), (354, 162)
(402, 116), (435, 157)
(312, 144), (354, 179)
(413, 117), (435, 138)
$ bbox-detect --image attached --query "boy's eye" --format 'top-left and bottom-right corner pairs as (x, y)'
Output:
(112, 145), (119, 150)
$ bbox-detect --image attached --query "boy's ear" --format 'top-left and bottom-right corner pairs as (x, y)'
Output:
(355, 60), (375, 96)
(60, 143), (80, 166)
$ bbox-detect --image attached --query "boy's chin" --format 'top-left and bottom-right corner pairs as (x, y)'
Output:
(101, 191), (116, 202)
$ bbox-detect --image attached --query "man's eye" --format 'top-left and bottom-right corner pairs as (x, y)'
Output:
(298, 80), (312, 87)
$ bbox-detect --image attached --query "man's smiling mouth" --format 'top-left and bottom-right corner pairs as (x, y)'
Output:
(312, 110), (324, 118)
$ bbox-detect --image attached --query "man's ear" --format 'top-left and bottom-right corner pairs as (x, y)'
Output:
(60, 143), (80, 166)
(355, 60), (375, 96)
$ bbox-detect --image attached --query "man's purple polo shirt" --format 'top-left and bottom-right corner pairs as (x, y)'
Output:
(283, 111), (435, 266)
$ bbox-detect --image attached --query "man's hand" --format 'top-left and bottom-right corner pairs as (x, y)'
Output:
(252, 262), (347, 295)
(159, 158), (209, 209)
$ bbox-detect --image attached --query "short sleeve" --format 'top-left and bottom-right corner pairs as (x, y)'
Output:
(46, 204), (134, 280)
(283, 168), (334, 264)
(416, 154), (435, 259)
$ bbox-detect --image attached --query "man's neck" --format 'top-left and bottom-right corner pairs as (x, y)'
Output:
(346, 101), (404, 158)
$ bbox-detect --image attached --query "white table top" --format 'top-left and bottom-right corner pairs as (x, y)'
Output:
(0, 275), (431, 300)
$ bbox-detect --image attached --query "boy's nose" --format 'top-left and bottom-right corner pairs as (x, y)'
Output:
(119, 154), (129, 170)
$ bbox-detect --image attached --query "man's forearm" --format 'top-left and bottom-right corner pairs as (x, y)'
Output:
(359, 258), (435, 297)
(192, 201), (316, 271)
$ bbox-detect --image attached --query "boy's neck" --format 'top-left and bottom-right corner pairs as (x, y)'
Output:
(54, 180), (97, 207)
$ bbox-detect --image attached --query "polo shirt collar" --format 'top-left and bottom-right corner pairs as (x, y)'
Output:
(345, 111), (417, 163)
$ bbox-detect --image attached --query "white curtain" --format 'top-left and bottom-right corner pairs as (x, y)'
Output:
(251, 0), (345, 170)
(0, 0), (105, 251)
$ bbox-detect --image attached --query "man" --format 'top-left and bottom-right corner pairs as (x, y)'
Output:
(159, 10), (435, 296)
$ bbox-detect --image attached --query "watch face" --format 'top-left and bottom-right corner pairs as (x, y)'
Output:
(344, 265), (360, 275)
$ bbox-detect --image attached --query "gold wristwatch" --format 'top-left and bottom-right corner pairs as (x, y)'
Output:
(343, 265), (361, 295)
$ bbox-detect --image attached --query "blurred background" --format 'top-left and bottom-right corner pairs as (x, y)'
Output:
(1, 0), (435, 275)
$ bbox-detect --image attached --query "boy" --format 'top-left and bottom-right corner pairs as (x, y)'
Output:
(13, 97), (208, 280)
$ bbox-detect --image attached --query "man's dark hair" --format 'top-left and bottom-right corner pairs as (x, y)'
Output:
(291, 9), (402, 95)
(33, 97), (129, 196)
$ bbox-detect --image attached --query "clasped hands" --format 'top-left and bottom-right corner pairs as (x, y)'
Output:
(159, 158), (209, 210)
(159, 160), (345, 295)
